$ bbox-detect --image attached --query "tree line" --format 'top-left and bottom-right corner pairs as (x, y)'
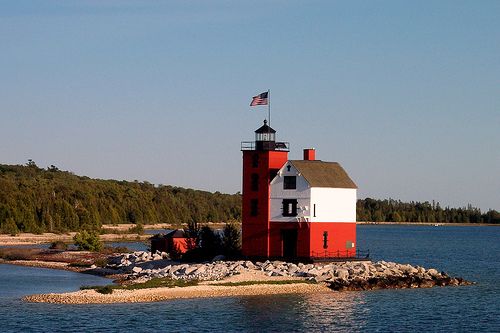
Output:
(357, 198), (499, 224)
(0, 163), (241, 234)
(1, 163), (498, 234)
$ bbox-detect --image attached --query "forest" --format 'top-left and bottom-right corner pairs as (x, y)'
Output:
(357, 198), (499, 224)
(0, 162), (241, 234)
(1, 162), (498, 234)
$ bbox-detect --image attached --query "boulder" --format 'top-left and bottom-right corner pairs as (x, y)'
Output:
(419, 279), (436, 288)
(184, 266), (199, 275)
(131, 266), (143, 274)
(313, 275), (330, 283)
(288, 265), (299, 274)
(427, 268), (439, 277)
(192, 266), (206, 275)
(244, 261), (256, 269)
(335, 269), (350, 280)
(212, 255), (226, 262)
(306, 268), (322, 277)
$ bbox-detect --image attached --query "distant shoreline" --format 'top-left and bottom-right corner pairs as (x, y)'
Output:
(356, 221), (498, 226)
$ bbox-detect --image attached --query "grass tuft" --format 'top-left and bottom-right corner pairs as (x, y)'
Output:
(215, 280), (317, 287)
(69, 262), (92, 268)
(80, 277), (199, 294)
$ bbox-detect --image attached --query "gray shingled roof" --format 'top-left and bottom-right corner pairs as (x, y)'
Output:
(149, 229), (186, 240)
(289, 160), (358, 189)
(165, 229), (187, 238)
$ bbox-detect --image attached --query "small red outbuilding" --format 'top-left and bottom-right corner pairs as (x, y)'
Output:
(149, 229), (189, 254)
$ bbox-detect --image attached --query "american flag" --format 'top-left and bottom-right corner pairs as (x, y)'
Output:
(250, 92), (268, 106)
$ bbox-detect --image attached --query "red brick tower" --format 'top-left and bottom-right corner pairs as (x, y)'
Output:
(241, 120), (289, 258)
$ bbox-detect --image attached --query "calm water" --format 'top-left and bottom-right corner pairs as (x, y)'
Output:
(0, 225), (498, 332)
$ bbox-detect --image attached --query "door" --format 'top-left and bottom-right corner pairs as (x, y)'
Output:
(282, 229), (298, 258)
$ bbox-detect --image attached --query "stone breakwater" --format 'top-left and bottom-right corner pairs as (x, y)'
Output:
(21, 251), (473, 304)
(108, 251), (472, 290)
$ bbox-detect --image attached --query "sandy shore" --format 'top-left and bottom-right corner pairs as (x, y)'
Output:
(0, 223), (229, 245)
(21, 270), (330, 304)
(0, 231), (150, 246)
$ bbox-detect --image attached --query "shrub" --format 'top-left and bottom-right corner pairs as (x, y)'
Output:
(49, 240), (70, 250)
(102, 244), (132, 254)
(181, 225), (223, 262)
(114, 245), (132, 253)
(93, 257), (108, 267)
(69, 262), (92, 268)
(73, 230), (103, 252)
(96, 285), (114, 294)
(2, 247), (37, 260)
(128, 222), (145, 235)
(81, 285), (115, 294)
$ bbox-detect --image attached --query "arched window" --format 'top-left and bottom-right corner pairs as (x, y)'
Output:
(251, 173), (259, 191)
(252, 154), (259, 168)
(251, 199), (258, 216)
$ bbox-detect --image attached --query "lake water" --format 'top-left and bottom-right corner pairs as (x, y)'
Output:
(0, 225), (498, 332)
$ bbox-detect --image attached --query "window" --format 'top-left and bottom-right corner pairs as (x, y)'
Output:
(251, 173), (259, 191)
(323, 231), (328, 249)
(282, 199), (298, 217)
(346, 241), (354, 249)
(251, 199), (258, 216)
(283, 176), (296, 189)
(252, 154), (259, 168)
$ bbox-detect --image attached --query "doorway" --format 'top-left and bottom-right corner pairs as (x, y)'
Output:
(281, 229), (298, 258)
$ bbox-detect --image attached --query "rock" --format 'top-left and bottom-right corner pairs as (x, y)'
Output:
(131, 266), (143, 274)
(108, 251), (472, 292)
(293, 270), (309, 278)
(264, 263), (275, 271)
(212, 255), (226, 262)
(184, 266), (199, 275)
(313, 275), (330, 283)
(441, 271), (451, 278)
(427, 268), (439, 277)
(416, 266), (426, 274)
(335, 269), (349, 280)
(244, 261), (256, 269)
(193, 266), (206, 275)
(419, 279), (436, 288)
(307, 268), (322, 277)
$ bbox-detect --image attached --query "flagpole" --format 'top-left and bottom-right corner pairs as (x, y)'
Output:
(267, 89), (271, 127)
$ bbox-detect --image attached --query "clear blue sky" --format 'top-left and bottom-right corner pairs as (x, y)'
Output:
(1, 1), (498, 212)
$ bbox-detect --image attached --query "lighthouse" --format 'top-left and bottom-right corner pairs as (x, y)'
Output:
(241, 122), (358, 261)
(241, 120), (289, 257)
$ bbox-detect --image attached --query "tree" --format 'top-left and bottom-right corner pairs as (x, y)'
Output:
(222, 221), (241, 258)
(73, 230), (103, 252)
(1, 217), (19, 235)
(184, 218), (200, 251)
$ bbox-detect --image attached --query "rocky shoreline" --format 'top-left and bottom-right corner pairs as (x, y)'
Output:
(109, 251), (472, 289)
(19, 251), (473, 304)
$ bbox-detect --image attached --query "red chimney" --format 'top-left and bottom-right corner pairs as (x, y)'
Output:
(303, 148), (316, 161)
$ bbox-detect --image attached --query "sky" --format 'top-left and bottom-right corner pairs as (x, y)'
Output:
(1, 1), (498, 212)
